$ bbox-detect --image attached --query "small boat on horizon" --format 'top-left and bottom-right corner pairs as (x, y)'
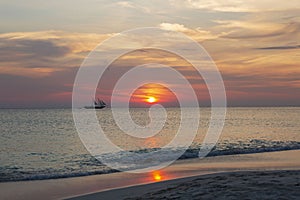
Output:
(84, 98), (106, 109)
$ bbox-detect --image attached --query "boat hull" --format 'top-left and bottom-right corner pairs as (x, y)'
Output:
(84, 106), (106, 109)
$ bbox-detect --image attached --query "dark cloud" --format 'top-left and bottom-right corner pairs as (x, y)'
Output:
(19, 39), (70, 57)
(221, 70), (300, 106)
(255, 45), (300, 50)
(223, 31), (285, 39)
(0, 38), (71, 63)
(222, 22), (300, 40)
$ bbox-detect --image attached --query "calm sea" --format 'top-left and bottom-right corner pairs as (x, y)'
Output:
(0, 107), (299, 182)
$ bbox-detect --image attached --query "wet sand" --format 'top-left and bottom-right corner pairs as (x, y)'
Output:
(75, 170), (300, 200)
(1, 150), (299, 200)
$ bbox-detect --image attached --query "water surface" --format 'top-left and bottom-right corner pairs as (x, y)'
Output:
(0, 107), (299, 181)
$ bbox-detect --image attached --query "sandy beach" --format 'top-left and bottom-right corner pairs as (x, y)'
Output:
(127, 170), (300, 200)
(75, 170), (300, 200)
(1, 150), (299, 200)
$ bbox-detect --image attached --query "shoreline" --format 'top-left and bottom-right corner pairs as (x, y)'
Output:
(70, 170), (300, 200)
(1, 150), (299, 200)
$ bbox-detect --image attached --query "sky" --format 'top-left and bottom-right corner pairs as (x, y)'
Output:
(0, 0), (299, 108)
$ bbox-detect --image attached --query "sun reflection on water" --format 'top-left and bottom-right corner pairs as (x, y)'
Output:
(152, 171), (164, 181)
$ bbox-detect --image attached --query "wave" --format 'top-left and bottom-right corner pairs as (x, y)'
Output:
(182, 140), (300, 158)
(1, 140), (300, 182)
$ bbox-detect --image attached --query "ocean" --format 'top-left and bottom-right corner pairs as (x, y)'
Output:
(0, 107), (299, 182)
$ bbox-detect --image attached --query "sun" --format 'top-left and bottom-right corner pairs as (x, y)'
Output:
(146, 96), (157, 103)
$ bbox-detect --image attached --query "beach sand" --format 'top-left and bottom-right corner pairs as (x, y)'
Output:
(77, 170), (300, 200)
(1, 150), (299, 200)
(127, 170), (300, 200)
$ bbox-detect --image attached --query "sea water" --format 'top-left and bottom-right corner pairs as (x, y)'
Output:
(0, 107), (299, 182)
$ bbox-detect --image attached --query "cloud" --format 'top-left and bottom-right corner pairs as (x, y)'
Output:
(0, 30), (111, 77)
(170, 0), (300, 12)
(256, 45), (300, 50)
(114, 1), (151, 14)
(0, 39), (70, 61)
(159, 23), (189, 32)
(116, 1), (136, 8)
(219, 68), (300, 106)
(0, 15), (299, 107)
(0, 30), (112, 53)
(215, 20), (300, 39)
(159, 22), (221, 41)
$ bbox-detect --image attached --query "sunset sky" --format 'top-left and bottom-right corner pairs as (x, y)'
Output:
(0, 0), (299, 108)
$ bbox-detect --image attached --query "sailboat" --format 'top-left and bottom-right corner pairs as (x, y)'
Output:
(84, 98), (106, 109)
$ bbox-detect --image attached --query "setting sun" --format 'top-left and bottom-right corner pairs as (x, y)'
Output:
(146, 96), (157, 103)
(129, 83), (178, 107)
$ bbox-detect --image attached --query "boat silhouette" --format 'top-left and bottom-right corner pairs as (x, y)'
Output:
(84, 98), (106, 109)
